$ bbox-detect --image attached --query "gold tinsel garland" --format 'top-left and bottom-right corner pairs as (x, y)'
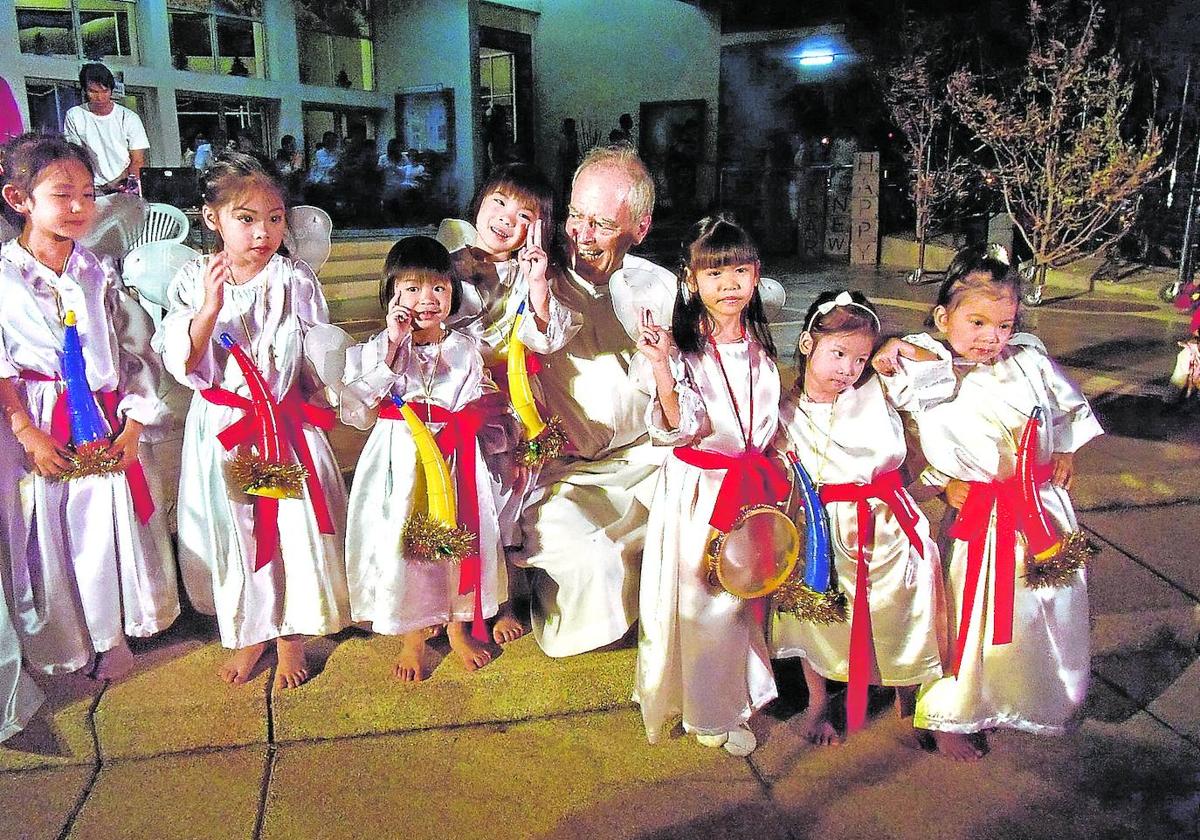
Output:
(58, 441), (122, 480)
(228, 452), (307, 499)
(773, 574), (848, 624)
(1023, 531), (1097, 589)
(403, 512), (475, 564)
(519, 417), (568, 468)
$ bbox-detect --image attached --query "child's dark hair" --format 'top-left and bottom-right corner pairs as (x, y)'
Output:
(379, 236), (462, 316)
(79, 62), (115, 91)
(468, 162), (557, 256)
(0, 133), (95, 227)
(795, 289), (881, 388)
(930, 243), (1022, 327)
(200, 151), (287, 250)
(671, 213), (775, 358)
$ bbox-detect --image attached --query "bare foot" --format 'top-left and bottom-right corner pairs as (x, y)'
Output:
(447, 620), (493, 671)
(92, 644), (135, 681)
(930, 730), (986, 762)
(491, 602), (526, 645)
(796, 702), (842, 746)
(394, 631), (432, 682)
(274, 636), (310, 690)
(220, 642), (267, 685)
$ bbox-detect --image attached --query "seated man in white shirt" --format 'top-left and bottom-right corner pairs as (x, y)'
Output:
(513, 145), (678, 657)
(63, 63), (149, 195)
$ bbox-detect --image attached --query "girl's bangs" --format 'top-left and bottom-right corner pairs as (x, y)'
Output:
(688, 241), (759, 272)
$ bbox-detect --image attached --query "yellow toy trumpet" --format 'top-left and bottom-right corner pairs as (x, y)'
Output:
(507, 302), (567, 467)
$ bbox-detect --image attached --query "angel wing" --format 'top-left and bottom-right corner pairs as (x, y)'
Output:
(79, 194), (147, 261)
(122, 240), (199, 325)
(303, 322), (355, 402)
(436, 218), (477, 253)
(283, 205), (333, 273)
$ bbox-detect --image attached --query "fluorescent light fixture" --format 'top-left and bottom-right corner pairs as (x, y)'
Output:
(798, 51), (835, 66)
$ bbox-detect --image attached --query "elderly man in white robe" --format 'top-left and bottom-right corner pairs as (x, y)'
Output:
(511, 145), (680, 657)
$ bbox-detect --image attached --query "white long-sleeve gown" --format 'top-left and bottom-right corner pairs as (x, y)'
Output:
(513, 255), (677, 657)
(894, 333), (1103, 734)
(771, 375), (947, 687)
(156, 254), (350, 649)
(634, 339), (780, 741)
(0, 240), (178, 674)
(339, 329), (515, 634)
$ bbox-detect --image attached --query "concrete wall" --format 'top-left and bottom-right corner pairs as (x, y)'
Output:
(516, 0), (721, 204)
(375, 0), (479, 214)
(0, 0), (392, 167)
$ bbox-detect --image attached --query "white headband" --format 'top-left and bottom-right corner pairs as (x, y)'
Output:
(804, 290), (881, 334)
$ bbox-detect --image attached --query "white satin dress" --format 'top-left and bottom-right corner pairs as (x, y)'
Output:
(448, 248), (575, 546)
(634, 338), (780, 742)
(771, 375), (948, 687)
(0, 240), (178, 674)
(156, 254), (350, 649)
(893, 333), (1103, 734)
(338, 329), (517, 634)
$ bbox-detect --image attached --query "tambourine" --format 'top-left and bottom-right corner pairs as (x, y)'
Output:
(705, 504), (800, 599)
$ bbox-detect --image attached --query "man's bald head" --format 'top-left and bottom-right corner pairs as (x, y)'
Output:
(572, 145), (655, 224)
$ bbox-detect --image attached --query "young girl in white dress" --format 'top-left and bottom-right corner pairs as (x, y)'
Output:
(874, 244), (1103, 760)
(634, 215), (784, 756)
(336, 236), (520, 681)
(444, 163), (574, 641)
(0, 134), (177, 682)
(772, 290), (948, 745)
(157, 152), (349, 690)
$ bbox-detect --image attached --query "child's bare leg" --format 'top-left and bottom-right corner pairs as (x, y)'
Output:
(927, 729), (986, 762)
(447, 620), (493, 671)
(274, 635), (310, 689)
(91, 643), (135, 681)
(492, 601), (526, 644)
(895, 685), (917, 718)
(394, 630), (433, 682)
(795, 659), (841, 746)
(220, 641), (267, 685)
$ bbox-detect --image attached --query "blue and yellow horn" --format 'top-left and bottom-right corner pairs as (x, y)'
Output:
(774, 451), (847, 623)
(59, 310), (121, 478)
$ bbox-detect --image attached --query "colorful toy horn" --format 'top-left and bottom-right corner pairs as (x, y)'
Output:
(59, 310), (121, 479)
(774, 451), (847, 623)
(391, 395), (473, 563)
(220, 333), (306, 499)
(1018, 407), (1096, 588)
(507, 302), (567, 467)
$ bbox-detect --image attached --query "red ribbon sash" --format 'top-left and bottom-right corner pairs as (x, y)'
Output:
(18, 370), (155, 525)
(819, 469), (925, 734)
(946, 463), (1055, 676)
(380, 398), (490, 642)
(201, 386), (336, 571)
(671, 447), (790, 532)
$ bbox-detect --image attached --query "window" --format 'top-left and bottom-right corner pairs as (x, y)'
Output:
(176, 92), (273, 159)
(26, 77), (147, 134)
(16, 0), (139, 65)
(295, 0), (375, 91)
(480, 48), (517, 146)
(168, 0), (265, 79)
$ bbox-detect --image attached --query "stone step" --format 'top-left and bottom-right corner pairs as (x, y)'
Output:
(327, 239), (396, 259)
(318, 255), (388, 282)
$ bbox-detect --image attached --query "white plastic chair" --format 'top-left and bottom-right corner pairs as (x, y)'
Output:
(130, 202), (189, 251)
(283, 205), (333, 272)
